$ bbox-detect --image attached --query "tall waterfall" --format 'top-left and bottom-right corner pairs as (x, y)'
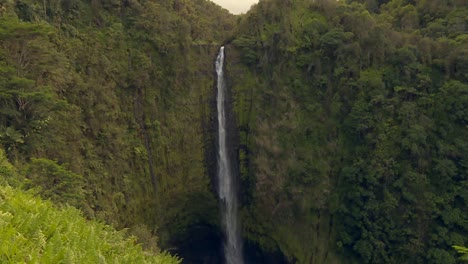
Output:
(216, 46), (243, 264)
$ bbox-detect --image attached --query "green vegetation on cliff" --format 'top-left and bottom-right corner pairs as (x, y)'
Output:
(229, 0), (467, 263)
(0, 0), (234, 255)
(0, 150), (179, 263)
(1, 0), (466, 262)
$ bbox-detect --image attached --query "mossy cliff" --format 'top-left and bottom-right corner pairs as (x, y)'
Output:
(0, 0), (467, 263)
(227, 0), (466, 263)
(0, 0), (235, 257)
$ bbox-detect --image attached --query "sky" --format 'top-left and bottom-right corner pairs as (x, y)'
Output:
(210, 0), (259, 15)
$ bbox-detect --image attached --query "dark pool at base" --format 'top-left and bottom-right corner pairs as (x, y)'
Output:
(169, 224), (289, 264)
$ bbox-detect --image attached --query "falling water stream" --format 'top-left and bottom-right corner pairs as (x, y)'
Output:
(216, 46), (244, 264)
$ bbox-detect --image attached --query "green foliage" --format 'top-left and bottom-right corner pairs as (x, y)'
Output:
(0, 185), (180, 263)
(230, 0), (468, 263)
(0, 0), (235, 255)
(232, 36), (259, 65)
(25, 158), (85, 208)
(1, 0), (465, 262)
(453, 246), (468, 261)
(0, 149), (21, 187)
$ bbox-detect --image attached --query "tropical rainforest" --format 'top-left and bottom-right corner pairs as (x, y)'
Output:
(0, 0), (466, 263)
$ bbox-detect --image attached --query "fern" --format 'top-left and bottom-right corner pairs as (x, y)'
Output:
(0, 186), (181, 264)
(454, 246), (468, 261)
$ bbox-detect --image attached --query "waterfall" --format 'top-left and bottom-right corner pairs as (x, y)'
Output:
(216, 46), (244, 264)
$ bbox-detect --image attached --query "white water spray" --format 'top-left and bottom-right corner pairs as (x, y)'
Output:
(216, 46), (243, 264)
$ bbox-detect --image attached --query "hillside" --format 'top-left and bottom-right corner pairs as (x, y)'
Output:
(0, 0), (235, 260)
(0, 185), (180, 263)
(228, 0), (467, 263)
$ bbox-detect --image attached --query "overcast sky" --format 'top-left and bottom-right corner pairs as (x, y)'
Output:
(210, 0), (259, 14)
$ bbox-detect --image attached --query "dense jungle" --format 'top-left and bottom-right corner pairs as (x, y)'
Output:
(0, 0), (466, 263)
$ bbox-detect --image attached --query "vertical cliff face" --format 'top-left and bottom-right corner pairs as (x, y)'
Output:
(0, 0), (236, 256)
(226, 0), (467, 263)
(224, 42), (340, 264)
(221, 45), (291, 264)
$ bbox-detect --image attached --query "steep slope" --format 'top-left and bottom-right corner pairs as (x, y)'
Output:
(228, 0), (467, 263)
(0, 0), (235, 258)
(0, 186), (179, 263)
(0, 149), (179, 263)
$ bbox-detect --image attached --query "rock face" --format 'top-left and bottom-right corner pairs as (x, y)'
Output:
(223, 0), (468, 263)
(0, 0), (236, 259)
